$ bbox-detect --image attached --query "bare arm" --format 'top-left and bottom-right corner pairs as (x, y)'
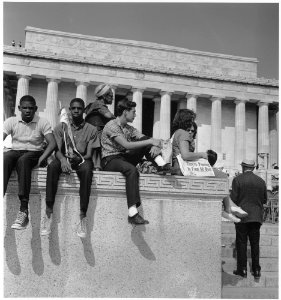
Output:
(179, 140), (207, 161)
(37, 133), (56, 167)
(114, 135), (161, 150)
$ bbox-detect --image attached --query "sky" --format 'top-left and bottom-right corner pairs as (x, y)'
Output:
(2, 1), (279, 80)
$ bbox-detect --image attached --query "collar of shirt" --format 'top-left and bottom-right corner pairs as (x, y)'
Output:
(17, 114), (39, 124)
(70, 119), (86, 130)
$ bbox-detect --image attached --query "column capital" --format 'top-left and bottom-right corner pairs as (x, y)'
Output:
(160, 90), (173, 97)
(234, 98), (247, 105)
(185, 93), (199, 99)
(131, 87), (145, 93)
(46, 78), (61, 84)
(210, 96), (223, 102)
(153, 97), (161, 103)
(75, 81), (90, 87)
(16, 74), (31, 81)
(257, 101), (269, 107)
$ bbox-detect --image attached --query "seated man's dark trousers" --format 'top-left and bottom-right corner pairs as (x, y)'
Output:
(101, 137), (154, 209)
(4, 150), (43, 210)
(235, 222), (261, 272)
(45, 158), (93, 217)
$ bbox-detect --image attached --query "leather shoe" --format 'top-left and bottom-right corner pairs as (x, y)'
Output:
(253, 270), (261, 279)
(233, 269), (247, 278)
(128, 213), (149, 225)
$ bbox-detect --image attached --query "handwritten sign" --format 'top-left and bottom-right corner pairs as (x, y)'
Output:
(176, 155), (215, 177)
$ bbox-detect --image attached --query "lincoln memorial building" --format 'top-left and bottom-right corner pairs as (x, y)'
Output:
(3, 26), (279, 171)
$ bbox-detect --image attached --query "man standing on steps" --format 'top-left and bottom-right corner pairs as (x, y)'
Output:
(230, 159), (267, 279)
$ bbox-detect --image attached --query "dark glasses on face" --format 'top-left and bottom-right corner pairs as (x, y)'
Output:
(187, 129), (195, 133)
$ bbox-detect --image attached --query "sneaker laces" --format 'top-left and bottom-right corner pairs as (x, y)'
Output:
(16, 211), (27, 224)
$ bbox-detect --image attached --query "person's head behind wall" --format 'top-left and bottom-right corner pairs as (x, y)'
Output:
(18, 95), (37, 123)
(207, 149), (217, 167)
(171, 109), (197, 135)
(241, 159), (255, 173)
(116, 98), (136, 123)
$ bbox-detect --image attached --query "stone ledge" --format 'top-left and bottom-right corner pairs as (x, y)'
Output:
(6, 169), (228, 201)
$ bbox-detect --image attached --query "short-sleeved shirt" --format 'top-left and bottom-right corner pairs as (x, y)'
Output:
(3, 115), (52, 151)
(172, 129), (195, 161)
(85, 99), (115, 130)
(101, 118), (144, 158)
(54, 121), (99, 156)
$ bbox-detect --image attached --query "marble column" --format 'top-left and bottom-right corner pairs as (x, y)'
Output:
(131, 88), (144, 132)
(210, 97), (222, 153)
(234, 99), (246, 167)
(45, 78), (60, 129)
(258, 102), (269, 169)
(107, 85), (116, 115)
(186, 94), (198, 113)
(159, 91), (172, 140)
(75, 81), (89, 105)
(15, 75), (31, 116)
(152, 97), (161, 138)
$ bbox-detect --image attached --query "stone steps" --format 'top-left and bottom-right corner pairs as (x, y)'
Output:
(221, 221), (279, 298)
(222, 287), (279, 299)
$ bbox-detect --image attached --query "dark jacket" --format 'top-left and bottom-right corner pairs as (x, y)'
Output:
(230, 171), (267, 224)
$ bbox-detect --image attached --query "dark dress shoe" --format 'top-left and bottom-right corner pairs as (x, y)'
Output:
(128, 213), (149, 225)
(253, 270), (261, 279)
(233, 269), (247, 278)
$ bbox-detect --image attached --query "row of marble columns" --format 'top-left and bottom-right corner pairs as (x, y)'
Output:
(14, 75), (277, 168)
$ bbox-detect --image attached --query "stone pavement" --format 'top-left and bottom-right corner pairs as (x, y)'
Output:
(221, 221), (279, 299)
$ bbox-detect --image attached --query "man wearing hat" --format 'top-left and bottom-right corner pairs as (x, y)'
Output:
(230, 159), (267, 279)
(84, 84), (116, 170)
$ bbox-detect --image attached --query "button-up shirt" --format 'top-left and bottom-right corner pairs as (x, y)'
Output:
(101, 118), (144, 158)
(54, 120), (99, 156)
(3, 115), (52, 151)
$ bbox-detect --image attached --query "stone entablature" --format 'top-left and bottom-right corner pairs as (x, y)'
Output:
(3, 50), (278, 103)
(25, 26), (258, 79)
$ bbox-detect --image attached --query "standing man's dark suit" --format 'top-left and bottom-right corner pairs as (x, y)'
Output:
(230, 159), (267, 279)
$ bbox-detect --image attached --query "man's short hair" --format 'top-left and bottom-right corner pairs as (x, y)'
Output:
(70, 98), (85, 108)
(207, 149), (217, 167)
(19, 95), (36, 106)
(116, 98), (136, 116)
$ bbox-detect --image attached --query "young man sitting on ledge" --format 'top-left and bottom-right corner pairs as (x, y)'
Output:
(3, 95), (56, 230)
(101, 98), (171, 225)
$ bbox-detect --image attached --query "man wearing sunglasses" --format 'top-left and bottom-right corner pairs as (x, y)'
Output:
(41, 98), (100, 238)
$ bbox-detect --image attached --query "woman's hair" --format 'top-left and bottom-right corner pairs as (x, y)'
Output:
(171, 109), (197, 135)
(116, 98), (136, 116)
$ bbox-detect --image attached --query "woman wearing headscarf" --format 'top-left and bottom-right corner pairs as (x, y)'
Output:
(84, 84), (116, 170)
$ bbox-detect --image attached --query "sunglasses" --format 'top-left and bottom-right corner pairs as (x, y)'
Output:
(187, 129), (195, 133)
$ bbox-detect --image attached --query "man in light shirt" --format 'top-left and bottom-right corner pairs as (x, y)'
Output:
(3, 95), (56, 230)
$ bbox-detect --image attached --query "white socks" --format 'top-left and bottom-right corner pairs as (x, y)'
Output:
(154, 155), (166, 167)
(128, 205), (138, 217)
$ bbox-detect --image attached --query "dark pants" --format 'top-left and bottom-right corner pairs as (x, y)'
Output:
(235, 222), (262, 272)
(4, 150), (43, 202)
(46, 158), (93, 217)
(101, 138), (154, 209)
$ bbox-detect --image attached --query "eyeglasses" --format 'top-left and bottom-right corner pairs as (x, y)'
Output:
(187, 129), (195, 133)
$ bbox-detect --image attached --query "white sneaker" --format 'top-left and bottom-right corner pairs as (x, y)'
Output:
(77, 217), (87, 238)
(40, 214), (52, 236)
(11, 211), (29, 230)
(231, 206), (248, 218)
(222, 211), (241, 223)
